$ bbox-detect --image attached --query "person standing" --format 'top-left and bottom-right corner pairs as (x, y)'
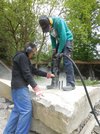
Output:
(3, 42), (54, 134)
(39, 15), (75, 91)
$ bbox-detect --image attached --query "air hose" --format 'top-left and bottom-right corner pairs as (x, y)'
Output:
(63, 54), (100, 127)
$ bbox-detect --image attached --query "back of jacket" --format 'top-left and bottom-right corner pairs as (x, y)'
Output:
(11, 51), (37, 89)
(50, 17), (73, 53)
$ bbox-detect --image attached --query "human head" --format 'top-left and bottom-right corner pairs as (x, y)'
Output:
(24, 42), (37, 59)
(39, 15), (51, 33)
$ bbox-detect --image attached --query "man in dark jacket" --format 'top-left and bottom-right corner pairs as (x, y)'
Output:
(39, 15), (75, 91)
(3, 42), (54, 134)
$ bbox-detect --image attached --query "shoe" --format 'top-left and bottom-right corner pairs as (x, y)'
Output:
(46, 84), (57, 89)
(62, 85), (75, 91)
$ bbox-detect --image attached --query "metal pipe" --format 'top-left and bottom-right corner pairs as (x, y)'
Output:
(58, 81), (60, 89)
(61, 81), (63, 89)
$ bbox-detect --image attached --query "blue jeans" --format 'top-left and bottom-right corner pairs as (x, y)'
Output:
(3, 87), (32, 134)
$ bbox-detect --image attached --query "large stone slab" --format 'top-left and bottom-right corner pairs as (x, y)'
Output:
(0, 60), (11, 80)
(31, 86), (100, 134)
(31, 117), (58, 134)
(0, 78), (100, 134)
(0, 79), (11, 101)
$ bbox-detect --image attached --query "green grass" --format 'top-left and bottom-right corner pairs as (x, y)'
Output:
(76, 80), (100, 86)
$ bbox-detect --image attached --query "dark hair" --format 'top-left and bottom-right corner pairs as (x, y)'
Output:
(24, 42), (36, 54)
(25, 42), (36, 49)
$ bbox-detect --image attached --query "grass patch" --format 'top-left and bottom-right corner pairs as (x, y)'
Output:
(76, 80), (100, 86)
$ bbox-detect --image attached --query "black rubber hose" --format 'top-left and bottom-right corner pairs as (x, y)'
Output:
(63, 54), (100, 127)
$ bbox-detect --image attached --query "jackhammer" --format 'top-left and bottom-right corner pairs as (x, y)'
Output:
(47, 56), (60, 89)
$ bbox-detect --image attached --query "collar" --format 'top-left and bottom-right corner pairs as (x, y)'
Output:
(49, 18), (53, 25)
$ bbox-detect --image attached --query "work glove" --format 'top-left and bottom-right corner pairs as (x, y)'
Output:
(33, 85), (43, 96)
(47, 73), (55, 78)
(55, 53), (63, 58)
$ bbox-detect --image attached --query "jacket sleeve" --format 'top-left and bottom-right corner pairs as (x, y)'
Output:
(31, 65), (47, 77)
(19, 54), (37, 88)
(56, 19), (67, 53)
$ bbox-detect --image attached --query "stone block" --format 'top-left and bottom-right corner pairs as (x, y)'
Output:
(31, 117), (58, 134)
(0, 79), (100, 134)
(31, 86), (100, 134)
(0, 79), (11, 101)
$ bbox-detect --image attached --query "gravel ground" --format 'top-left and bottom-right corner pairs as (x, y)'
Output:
(0, 109), (8, 133)
(0, 97), (100, 134)
(0, 98), (11, 133)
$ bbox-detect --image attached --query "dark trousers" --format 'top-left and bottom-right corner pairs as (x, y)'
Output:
(51, 41), (75, 87)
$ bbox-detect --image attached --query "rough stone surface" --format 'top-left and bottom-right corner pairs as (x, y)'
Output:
(0, 60), (11, 80)
(0, 97), (6, 103)
(0, 79), (11, 101)
(0, 78), (100, 134)
(31, 87), (100, 134)
(31, 117), (58, 134)
(0, 97), (12, 134)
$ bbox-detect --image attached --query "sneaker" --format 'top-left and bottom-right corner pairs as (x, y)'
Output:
(62, 85), (75, 91)
(46, 85), (57, 89)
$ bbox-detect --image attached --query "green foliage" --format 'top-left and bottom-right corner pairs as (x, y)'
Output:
(0, 0), (37, 63)
(0, 0), (64, 64)
(64, 0), (100, 61)
(35, 45), (52, 64)
(76, 79), (100, 86)
(0, 0), (99, 65)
